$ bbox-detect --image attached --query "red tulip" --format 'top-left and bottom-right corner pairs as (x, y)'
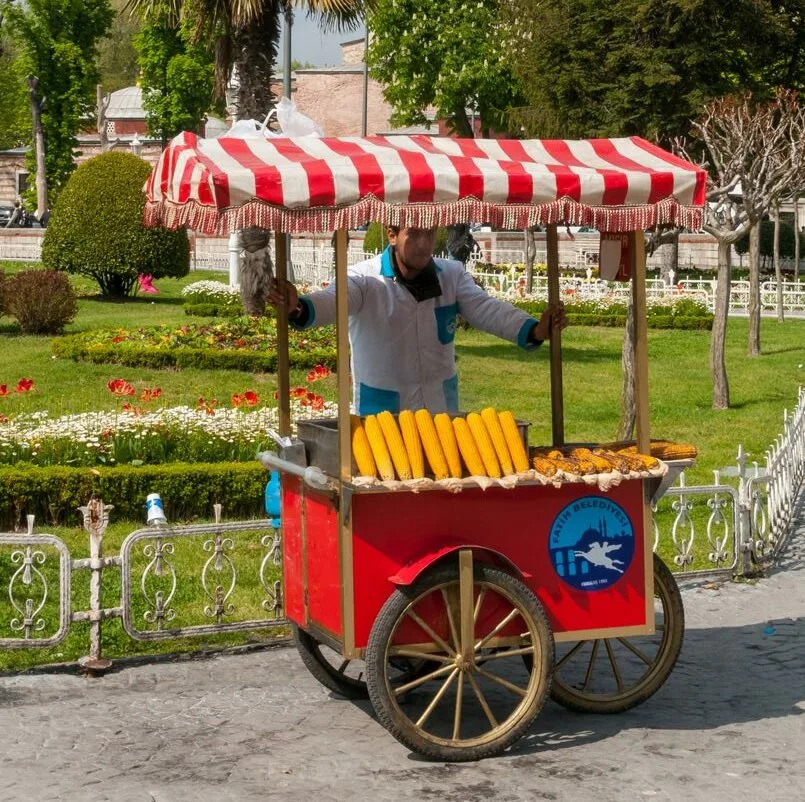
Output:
(15, 378), (34, 393)
(107, 378), (135, 396)
(243, 390), (258, 406)
(0, 385), (7, 397)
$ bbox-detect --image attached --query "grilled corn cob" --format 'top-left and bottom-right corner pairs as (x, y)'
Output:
(398, 410), (425, 479)
(434, 413), (463, 478)
(498, 411), (529, 472)
(364, 414), (395, 481)
(453, 416), (486, 476)
(480, 408), (514, 476)
(570, 447), (614, 474)
(414, 409), (450, 480)
(531, 456), (558, 477)
(377, 410), (412, 480)
(467, 413), (502, 478)
(350, 416), (377, 478)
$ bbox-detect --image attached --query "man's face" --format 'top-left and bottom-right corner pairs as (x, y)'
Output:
(386, 227), (437, 276)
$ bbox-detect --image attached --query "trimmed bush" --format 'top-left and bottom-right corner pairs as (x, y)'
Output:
(184, 303), (244, 318)
(0, 462), (266, 529)
(362, 223), (450, 256)
(41, 151), (190, 297)
(53, 335), (337, 372)
(4, 269), (77, 333)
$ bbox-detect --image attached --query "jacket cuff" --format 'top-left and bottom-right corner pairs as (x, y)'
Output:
(517, 317), (541, 350)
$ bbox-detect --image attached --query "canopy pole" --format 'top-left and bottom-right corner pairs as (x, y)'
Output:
(274, 231), (291, 437)
(335, 229), (351, 481)
(546, 224), (564, 447)
(630, 231), (650, 453)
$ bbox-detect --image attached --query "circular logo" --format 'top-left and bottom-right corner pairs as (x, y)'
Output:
(549, 497), (634, 591)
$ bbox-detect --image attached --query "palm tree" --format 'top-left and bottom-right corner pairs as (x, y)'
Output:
(128, 0), (369, 314)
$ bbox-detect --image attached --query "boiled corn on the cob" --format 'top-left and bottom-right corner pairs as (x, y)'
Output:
(480, 408), (514, 476)
(414, 409), (450, 480)
(351, 416), (377, 478)
(498, 411), (529, 472)
(467, 412), (502, 478)
(434, 413), (463, 478)
(377, 411), (412, 480)
(453, 416), (486, 476)
(398, 410), (425, 478)
(364, 415), (395, 481)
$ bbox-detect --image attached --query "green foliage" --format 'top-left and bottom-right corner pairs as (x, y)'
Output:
(366, 0), (524, 135)
(0, 37), (31, 151)
(97, 0), (141, 93)
(504, 0), (803, 141)
(734, 218), (805, 262)
(135, 8), (215, 142)
(41, 151), (190, 297)
(4, 269), (77, 333)
(510, 300), (713, 330)
(363, 222), (385, 253)
(6, 0), (114, 200)
(184, 303), (243, 318)
(0, 461), (265, 529)
(52, 317), (337, 372)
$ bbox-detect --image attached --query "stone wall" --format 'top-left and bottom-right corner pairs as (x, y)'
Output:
(275, 71), (394, 136)
(341, 40), (365, 65)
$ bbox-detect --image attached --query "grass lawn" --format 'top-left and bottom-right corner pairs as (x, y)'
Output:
(0, 263), (802, 671)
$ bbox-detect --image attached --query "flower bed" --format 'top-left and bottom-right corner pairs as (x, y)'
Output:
(0, 397), (337, 468)
(182, 280), (244, 317)
(52, 318), (337, 372)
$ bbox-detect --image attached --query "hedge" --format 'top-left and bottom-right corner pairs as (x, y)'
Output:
(512, 301), (713, 330)
(184, 303), (243, 318)
(52, 336), (338, 373)
(0, 461), (268, 529)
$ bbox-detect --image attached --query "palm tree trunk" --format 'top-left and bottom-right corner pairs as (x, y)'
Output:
(748, 222), (761, 356)
(710, 240), (731, 409)
(233, 8), (281, 120)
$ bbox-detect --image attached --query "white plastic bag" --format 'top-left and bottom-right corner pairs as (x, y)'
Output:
(225, 119), (269, 139)
(274, 97), (324, 137)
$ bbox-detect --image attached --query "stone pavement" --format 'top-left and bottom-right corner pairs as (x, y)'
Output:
(2, 500), (804, 802)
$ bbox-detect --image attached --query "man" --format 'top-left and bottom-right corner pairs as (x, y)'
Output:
(267, 226), (567, 415)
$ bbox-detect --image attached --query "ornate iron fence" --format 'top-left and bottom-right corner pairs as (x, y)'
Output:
(0, 388), (801, 667)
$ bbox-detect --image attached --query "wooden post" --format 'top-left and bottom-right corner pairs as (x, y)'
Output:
(334, 228), (355, 656)
(274, 232), (291, 437)
(335, 229), (352, 481)
(630, 232), (650, 454)
(546, 224), (564, 446)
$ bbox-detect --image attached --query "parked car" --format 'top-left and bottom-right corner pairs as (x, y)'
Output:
(0, 201), (14, 227)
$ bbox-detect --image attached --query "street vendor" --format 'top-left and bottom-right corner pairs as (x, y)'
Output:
(267, 226), (567, 415)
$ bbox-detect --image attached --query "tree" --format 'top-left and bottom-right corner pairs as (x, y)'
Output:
(504, 0), (803, 142)
(678, 90), (805, 407)
(98, 0), (141, 93)
(7, 0), (113, 203)
(366, 0), (523, 136)
(0, 33), (30, 150)
(127, 0), (368, 315)
(135, 9), (215, 143)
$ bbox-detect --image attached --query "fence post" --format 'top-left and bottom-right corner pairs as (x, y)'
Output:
(735, 444), (754, 575)
(78, 497), (114, 673)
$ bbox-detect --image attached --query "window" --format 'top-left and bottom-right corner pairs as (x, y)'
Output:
(16, 172), (29, 196)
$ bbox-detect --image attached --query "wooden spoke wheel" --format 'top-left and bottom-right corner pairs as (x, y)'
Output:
(550, 554), (684, 714)
(293, 625), (429, 700)
(365, 553), (553, 762)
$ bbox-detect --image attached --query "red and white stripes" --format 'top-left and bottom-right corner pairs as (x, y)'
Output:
(144, 132), (707, 235)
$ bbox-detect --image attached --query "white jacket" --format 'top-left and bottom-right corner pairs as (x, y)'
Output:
(293, 247), (540, 414)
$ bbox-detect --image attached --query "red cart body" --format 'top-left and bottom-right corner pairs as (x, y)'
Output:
(281, 477), (654, 656)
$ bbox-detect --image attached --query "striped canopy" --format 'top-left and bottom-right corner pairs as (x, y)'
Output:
(144, 132), (707, 235)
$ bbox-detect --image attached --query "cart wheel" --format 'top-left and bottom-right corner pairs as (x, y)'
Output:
(550, 554), (684, 714)
(293, 625), (431, 700)
(294, 625), (370, 699)
(365, 553), (553, 762)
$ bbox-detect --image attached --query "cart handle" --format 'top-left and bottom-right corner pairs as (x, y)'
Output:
(257, 451), (339, 494)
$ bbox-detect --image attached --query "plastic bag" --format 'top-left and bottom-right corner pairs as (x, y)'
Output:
(274, 97), (324, 137)
(225, 119), (269, 139)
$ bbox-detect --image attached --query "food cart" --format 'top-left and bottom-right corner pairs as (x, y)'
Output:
(145, 133), (705, 761)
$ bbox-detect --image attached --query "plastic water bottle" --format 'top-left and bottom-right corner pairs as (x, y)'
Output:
(264, 471), (281, 528)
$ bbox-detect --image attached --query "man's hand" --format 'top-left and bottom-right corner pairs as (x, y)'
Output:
(532, 301), (568, 341)
(267, 278), (299, 313)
